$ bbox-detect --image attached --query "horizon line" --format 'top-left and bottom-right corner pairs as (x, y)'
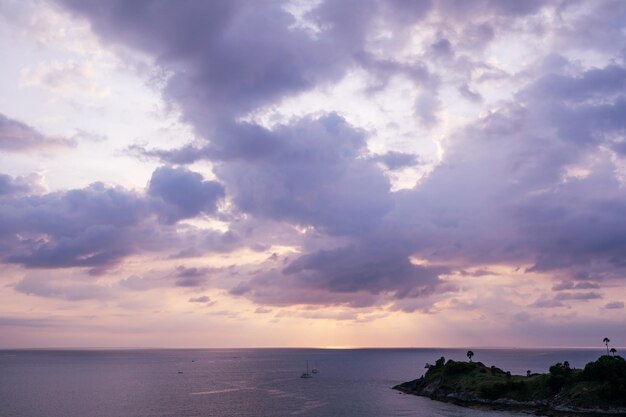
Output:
(0, 345), (621, 351)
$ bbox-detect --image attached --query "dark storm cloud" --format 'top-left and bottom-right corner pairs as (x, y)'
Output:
(0, 112), (74, 152)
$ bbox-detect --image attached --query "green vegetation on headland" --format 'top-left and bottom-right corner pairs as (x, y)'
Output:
(394, 354), (626, 416)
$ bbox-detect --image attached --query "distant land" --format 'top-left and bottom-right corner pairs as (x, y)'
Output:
(394, 353), (626, 416)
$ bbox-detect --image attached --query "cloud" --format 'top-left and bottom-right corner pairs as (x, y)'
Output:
(554, 291), (603, 301)
(119, 274), (169, 291)
(20, 60), (109, 97)
(370, 151), (419, 170)
(0, 316), (64, 328)
(552, 281), (601, 291)
(119, 266), (218, 292)
(604, 301), (624, 309)
(13, 274), (113, 301)
(188, 295), (212, 303)
(56, 0), (371, 122)
(229, 235), (452, 307)
(0, 112), (74, 152)
(0, 173), (42, 196)
(45, 0), (626, 315)
(215, 114), (394, 236)
(148, 166), (224, 224)
(435, 0), (546, 20)
(391, 61), (626, 284)
(530, 297), (565, 309)
(0, 167), (230, 274)
(174, 265), (211, 287)
(0, 182), (150, 272)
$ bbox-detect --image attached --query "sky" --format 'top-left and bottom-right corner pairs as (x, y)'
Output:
(0, 0), (625, 349)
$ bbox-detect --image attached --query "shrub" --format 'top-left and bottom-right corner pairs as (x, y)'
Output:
(580, 355), (626, 403)
(481, 380), (526, 400)
(547, 362), (574, 393)
(443, 360), (474, 376)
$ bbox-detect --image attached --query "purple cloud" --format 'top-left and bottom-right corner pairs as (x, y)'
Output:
(188, 295), (211, 303)
(148, 166), (224, 223)
(0, 174), (40, 196)
(216, 115), (394, 236)
(174, 265), (211, 287)
(370, 151), (420, 170)
(0, 167), (229, 274)
(0, 112), (74, 152)
(552, 281), (601, 291)
(37, 0), (626, 313)
(554, 292), (603, 301)
(13, 275), (113, 301)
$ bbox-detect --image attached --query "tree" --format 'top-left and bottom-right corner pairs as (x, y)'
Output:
(604, 337), (611, 356)
(467, 350), (474, 362)
(610, 348), (617, 357)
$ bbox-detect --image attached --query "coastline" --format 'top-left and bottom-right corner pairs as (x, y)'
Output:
(394, 383), (626, 417)
(393, 355), (626, 417)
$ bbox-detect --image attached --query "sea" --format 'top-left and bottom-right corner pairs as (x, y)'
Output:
(0, 348), (605, 417)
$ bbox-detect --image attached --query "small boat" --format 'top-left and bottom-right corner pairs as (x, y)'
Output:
(178, 371), (183, 374)
(311, 361), (319, 374)
(300, 360), (313, 378)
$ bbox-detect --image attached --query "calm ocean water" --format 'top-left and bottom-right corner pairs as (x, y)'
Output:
(0, 348), (605, 417)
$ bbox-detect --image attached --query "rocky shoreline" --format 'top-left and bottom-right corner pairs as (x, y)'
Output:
(393, 355), (626, 417)
(394, 382), (626, 416)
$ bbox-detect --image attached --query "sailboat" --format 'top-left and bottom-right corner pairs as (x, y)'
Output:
(311, 361), (319, 374)
(300, 360), (313, 378)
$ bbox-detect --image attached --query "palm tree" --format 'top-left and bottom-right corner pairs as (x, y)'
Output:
(603, 337), (611, 356)
(610, 348), (617, 357)
(467, 350), (474, 362)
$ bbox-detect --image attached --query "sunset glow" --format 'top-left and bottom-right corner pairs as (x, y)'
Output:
(1, 0), (625, 349)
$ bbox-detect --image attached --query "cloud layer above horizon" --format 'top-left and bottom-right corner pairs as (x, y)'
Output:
(0, 0), (625, 348)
